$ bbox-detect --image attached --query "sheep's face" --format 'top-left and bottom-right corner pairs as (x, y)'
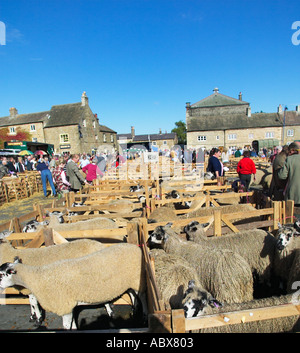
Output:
(165, 190), (180, 199)
(147, 223), (172, 248)
(0, 262), (17, 290)
(182, 280), (222, 318)
(184, 221), (209, 240)
(276, 222), (299, 251)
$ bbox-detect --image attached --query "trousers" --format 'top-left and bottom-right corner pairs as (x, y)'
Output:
(41, 169), (56, 197)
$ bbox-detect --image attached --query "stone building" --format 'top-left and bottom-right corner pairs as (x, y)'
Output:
(117, 126), (178, 152)
(186, 88), (300, 150)
(0, 92), (117, 154)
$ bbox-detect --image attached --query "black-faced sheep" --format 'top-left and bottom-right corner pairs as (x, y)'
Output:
(0, 238), (108, 325)
(22, 220), (49, 233)
(148, 223), (254, 304)
(0, 243), (146, 330)
(184, 220), (277, 285)
(150, 249), (219, 311)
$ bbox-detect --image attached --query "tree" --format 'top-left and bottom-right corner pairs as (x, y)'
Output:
(0, 127), (32, 148)
(172, 120), (186, 145)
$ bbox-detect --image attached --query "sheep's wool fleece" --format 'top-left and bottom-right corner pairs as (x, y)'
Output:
(0, 239), (106, 266)
(164, 234), (253, 303)
(14, 243), (145, 316)
(150, 249), (203, 309)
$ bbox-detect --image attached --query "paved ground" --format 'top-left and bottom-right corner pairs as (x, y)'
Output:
(0, 192), (146, 332)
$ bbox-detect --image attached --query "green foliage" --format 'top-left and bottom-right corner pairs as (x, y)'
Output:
(172, 120), (186, 145)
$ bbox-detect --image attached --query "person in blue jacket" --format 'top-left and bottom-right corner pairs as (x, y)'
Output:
(207, 148), (223, 178)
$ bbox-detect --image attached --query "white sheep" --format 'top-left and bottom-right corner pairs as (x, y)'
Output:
(0, 238), (108, 325)
(148, 223), (254, 304)
(150, 248), (220, 311)
(274, 221), (300, 293)
(184, 220), (277, 285)
(182, 282), (300, 332)
(0, 243), (146, 330)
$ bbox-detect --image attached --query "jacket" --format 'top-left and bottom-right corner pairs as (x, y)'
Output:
(66, 160), (86, 190)
(278, 153), (300, 204)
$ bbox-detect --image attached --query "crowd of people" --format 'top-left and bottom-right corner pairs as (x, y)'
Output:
(0, 141), (299, 206)
(0, 152), (116, 198)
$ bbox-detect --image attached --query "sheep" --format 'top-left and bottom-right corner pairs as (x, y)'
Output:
(164, 190), (195, 209)
(287, 248), (300, 294)
(150, 248), (220, 311)
(274, 221), (300, 293)
(0, 238), (108, 325)
(182, 280), (222, 318)
(148, 223), (254, 304)
(48, 215), (118, 231)
(180, 203), (257, 221)
(184, 220), (277, 285)
(0, 243), (146, 330)
(22, 219), (49, 233)
(182, 281), (300, 332)
(148, 206), (178, 224)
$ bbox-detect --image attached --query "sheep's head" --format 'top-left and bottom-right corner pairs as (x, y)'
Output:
(184, 221), (209, 241)
(165, 190), (180, 199)
(0, 230), (13, 241)
(276, 222), (300, 251)
(0, 257), (21, 290)
(147, 223), (173, 249)
(182, 280), (222, 318)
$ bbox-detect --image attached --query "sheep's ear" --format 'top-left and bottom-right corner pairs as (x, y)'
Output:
(209, 298), (223, 308)
(188, 280), (196, 289)
(202, 222), (210, 228)
(13, 256), (22, 264)
(165, 222), (173, 228)
(278, 222), (283, 229)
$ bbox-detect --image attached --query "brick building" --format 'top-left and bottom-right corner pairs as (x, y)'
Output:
(0, 92), (117, 154)
(186, 88), (300, 150)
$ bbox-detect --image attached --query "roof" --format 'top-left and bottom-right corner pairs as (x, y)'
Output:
(0, 111), (50, 127)
(187, 111), (300, 132)
(99, 124), (116, 133)
(44, 103), (84, 128)
(191, 92), (249, 108)
(117, 132), (177, 142)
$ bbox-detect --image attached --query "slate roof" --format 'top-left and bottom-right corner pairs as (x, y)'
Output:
(99, 125), (116, 133)
(191, 92), (249, 108)
(43, 103), (84, 128)
(117, 132), (176, 141)
(187, 111), (300, 132)
(0, 111), (50, 127)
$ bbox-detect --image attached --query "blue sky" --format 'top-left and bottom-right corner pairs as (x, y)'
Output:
(0, 0), (299, 135)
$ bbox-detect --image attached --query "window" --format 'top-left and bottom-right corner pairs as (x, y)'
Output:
(30, 124), (36, 132)
(265, 132), (274, 138)
(60, 134), (69, 143)
(103, 134), (106, 142)
(163, 140), (167, 145)
(197, 135), (206, 141)
(82, 119), (86, 127)
(152, 141), (157, 145)
(287, 129), (294, 137)
(9, 127), (16, 134)
(249, 133), (254, 139)
(216, 135), (220, 140)
(110, 134), (114, 142)
(228, 134), (237, 140)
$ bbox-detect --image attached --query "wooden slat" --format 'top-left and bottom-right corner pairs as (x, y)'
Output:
(185, 304), (300, 331)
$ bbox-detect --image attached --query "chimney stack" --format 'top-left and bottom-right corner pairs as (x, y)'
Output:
(278, 104), (283, 114)
(81, 91), (89, 106)
(131, 126), (135, 139)
(239, 92), (242, 101)
(9, 107), (18, 118)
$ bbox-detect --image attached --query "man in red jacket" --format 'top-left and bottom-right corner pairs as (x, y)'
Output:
(236, 150), (256, 191)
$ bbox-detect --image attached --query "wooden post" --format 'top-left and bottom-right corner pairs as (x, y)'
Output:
(43, 228), (55, 246)
(127, 221), (139, 245)
(148, 311), (172, 333)
(286, 200), (294, 223)
(171, 309), (186, 333)
(214, 209), (222, 236)
(273, 201), (281, 229)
